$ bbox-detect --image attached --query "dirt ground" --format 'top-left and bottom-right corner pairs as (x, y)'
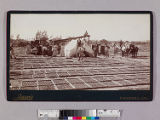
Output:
(9, 45), (150, 90)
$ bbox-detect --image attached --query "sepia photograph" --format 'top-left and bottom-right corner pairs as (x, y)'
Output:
(8, 12), (151, 91)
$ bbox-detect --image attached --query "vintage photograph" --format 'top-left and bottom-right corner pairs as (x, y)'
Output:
(9, 13), (151, 91)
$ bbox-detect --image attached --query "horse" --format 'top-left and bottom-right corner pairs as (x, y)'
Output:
(42, 45), (54, 56)
(40, 45), (47, 56)
(40, 45), (53, 56)
(121, 42), (130, 57)
(37, 45), (42, 55)
(129, 44), (139, 58)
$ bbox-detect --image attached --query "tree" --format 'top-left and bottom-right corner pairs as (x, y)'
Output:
(35, 30), (48, 41)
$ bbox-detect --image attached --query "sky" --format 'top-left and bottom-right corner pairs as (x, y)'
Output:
(10, 13), (151, 41)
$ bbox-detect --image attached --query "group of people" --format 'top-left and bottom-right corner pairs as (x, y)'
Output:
(92, 44), (110, 58)
(30, 40), (61, 57)
(113, 40), (139, 58)
(76, 39), (111, 61)
(10, 39), (139, 59)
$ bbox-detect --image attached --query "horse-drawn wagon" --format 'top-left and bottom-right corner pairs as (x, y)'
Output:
(28, 40), (57, 56)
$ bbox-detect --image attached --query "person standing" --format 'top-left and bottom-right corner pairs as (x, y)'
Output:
(105, 45), (110, 57)
(10, 45), (16, 59)
(76, 39), (82, 57)
(119, 40), (123, 49)
(93, 44), (98, 57)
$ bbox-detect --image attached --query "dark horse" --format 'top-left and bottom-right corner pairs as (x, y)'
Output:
(122, 47), (131, 57)
(129, 44), (139, 58)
